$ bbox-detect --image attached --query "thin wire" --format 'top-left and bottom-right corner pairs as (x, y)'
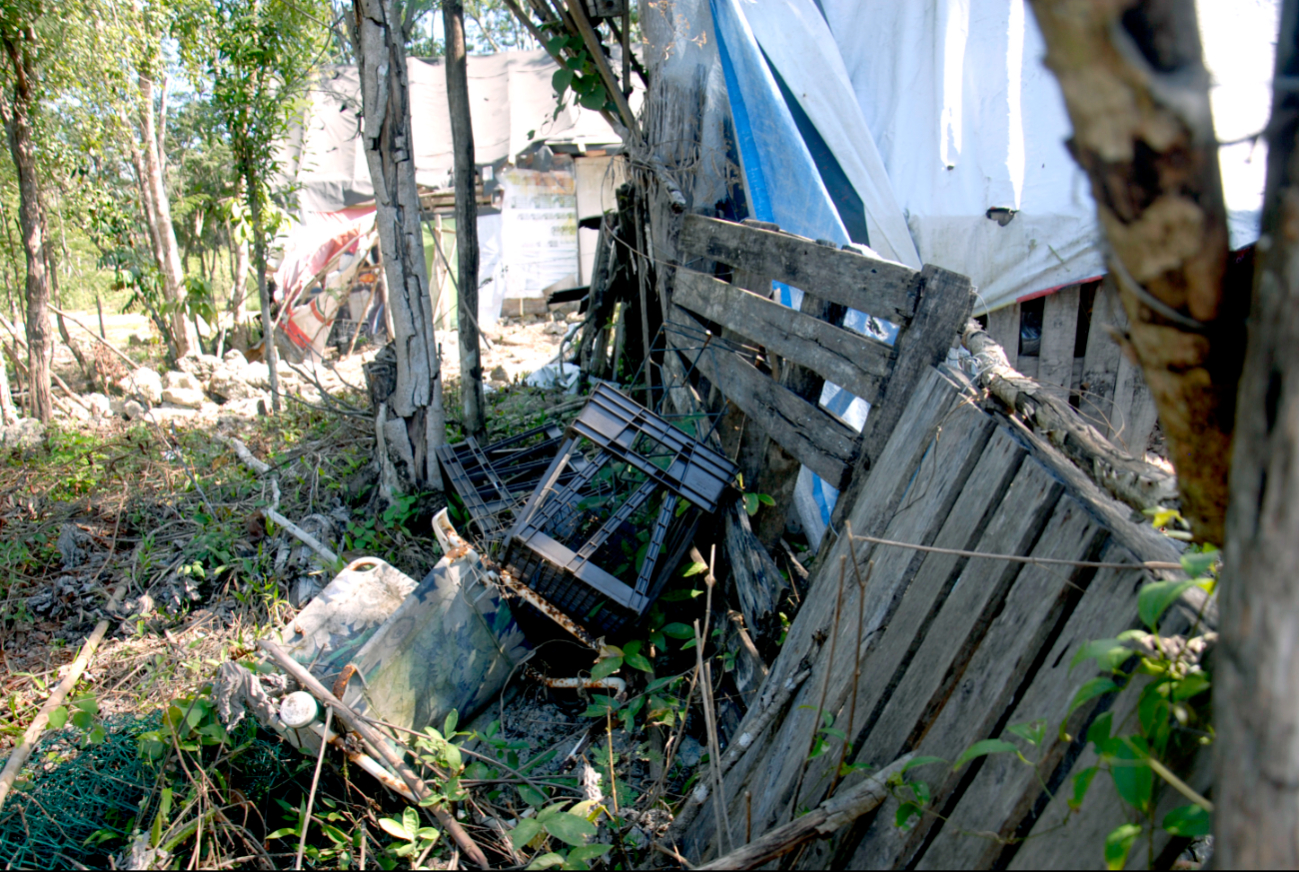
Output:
(847, 532), (1182, 572)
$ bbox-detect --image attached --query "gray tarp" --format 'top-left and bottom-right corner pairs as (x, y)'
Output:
(280, 50), (628, 214)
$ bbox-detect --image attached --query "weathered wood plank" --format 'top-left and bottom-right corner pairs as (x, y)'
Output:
(1039, 284), (1081, 396)
(695, 401), (1001, 858)
(675, 270), (891, 403)
(831, 453), (1066, 869)
(855, 495), (1108, 870)
(666, 305), (857, 486)
(679, 213), (920, 325)
(680, 368), (984, 861)
(914, 539), (1145, 870)
(830, 265), (975, 530)
(1078, 277), (1123, 435)
(986, 302), (1021, 368)
(1111, 350), (1158, 456)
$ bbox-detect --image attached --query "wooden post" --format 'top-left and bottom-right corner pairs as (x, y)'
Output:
(444, 0), (486, 439)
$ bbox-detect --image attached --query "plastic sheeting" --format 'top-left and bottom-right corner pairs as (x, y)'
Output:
(712, 0), (1276, 547)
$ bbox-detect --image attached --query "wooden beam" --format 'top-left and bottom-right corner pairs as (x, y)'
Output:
(680, 214), (920, 326)
(1038, 284), (1080, 398)
(675, 270), (891, 404)
(830, 264), (975, 530)
(985, 302), (1020, 369)
(666, 305), (856, 486)
(1078, 276), (1123, 435)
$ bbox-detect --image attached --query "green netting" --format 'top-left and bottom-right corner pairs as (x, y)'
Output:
(0, 714), (296, 868)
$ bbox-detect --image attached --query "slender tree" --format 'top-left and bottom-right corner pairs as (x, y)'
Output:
(0, 2), (51, 422)
(445, 0), (485, 438)
(351, 0), (447, 493)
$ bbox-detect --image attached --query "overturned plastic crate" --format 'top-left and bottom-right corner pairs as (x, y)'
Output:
(502, 384), (737, 637)
(436, 424), (571, 551)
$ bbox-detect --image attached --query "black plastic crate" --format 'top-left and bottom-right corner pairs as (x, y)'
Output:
(502, 384), (737, 637)
(436, 425), (569, 551)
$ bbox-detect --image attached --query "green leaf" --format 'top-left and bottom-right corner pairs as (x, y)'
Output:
(1109, 737), (1153, 813)
(662, 622), (695, 640)
(1162, 804), (1211, 837)
(895, 802), (922, 830)
(1069, 766), (1098, 810)
(526, 853), (566, 870)
(591, 656), (622, 680)
(1171, 670), (1211, 702)
(757, 493), (776, 506)
(543, 811), (598, 847)
(910, 780), (931, 806)
(378, 817), (412, 842)
(568, 844), (613, 862)
(683, 562), (709, 577)
(1064, 678), (1121, 729)
(1138, 579), (1199, 630)
(1104, 823), (1142, 870)
(1087, 712), (1114, 747)
(551, 67), (574, 95)
(73, 696), (98, 716)
(509, 817), (543, 849)
(71, 709), (94, 731)
(743, 493), (760, 516)
(625, 651), (654, 672)
(1179, 549), (1218, 579)
(901, 756), (947, 773)
(952, 739), (1020, 771)
(403, 807), (419, 839)
(518, 783), (549, 808)
(1070, 638), (1133, 674)
(544, 36), (567, 55)
(48, 706), (68, 729)
(1005, 719), (1046, 748)
(444, 710), (459, 736)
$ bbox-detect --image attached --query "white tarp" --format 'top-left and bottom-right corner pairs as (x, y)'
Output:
(805, 0), (1275, 312)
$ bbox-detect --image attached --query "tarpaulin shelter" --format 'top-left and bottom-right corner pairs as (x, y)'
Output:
(699, 0), (1275, 544)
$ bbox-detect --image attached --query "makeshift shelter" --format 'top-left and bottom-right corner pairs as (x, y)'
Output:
(274, 49), (637, 336)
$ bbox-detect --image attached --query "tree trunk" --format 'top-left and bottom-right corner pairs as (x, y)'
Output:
(352, 0), (446, 492)
(245, 172), (281, 413)
(137, 74), (196, 358)
(445, 0), (486, 439)
(231, 223), (250, 322)
(0, 33), (50, 423)
(1218, 1), (1299, 864)
(1028, 0), (1244, 545)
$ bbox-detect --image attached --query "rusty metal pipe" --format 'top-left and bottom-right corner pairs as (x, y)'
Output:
(541, 676), (627, 694)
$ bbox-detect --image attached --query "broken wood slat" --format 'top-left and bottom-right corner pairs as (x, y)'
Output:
(837, 458), (1067, 869)
(852, 496), (1108, 870)
(679, 368), (980, 860)
(791, 427), (1040, 868)
(666, 305), (857, 486)
(1078, 277), (1123, 435)
(985, 302), (1021, 368)
(1039, 284), (1081, 397)
(685, 386), (999, 860)
(830, 264), (975, 530)
(723, 498), (790, 654)
(779, 425), (1030, 871)
(675, 270), (891, 404)
(680, 214), (919, 325)
(1110, 348), (1159, 456)
(913, 540), (1148, 869)
(722, 609), (769, 704)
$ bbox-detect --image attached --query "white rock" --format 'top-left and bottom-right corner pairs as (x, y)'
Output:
(222, 349), (247, 366)
(161, 386), (205, 409)
(208, 366), (261, 403)
(119, 368), (162, 404)
(83, 392), (112, 418)
(243, 362), (271, 389)
(164, 370), (201, 392)
(109, 396), (126, 416)
(123, 399), (145, 420)
(0, 418), (43, 449)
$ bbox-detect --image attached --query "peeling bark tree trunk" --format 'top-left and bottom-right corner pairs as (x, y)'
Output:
(352, 0), (446, 492)
(137, 74), (197, 358)
(0, 28), (50, 423)
(1028, 0), (1245, 545)
(445, 0), (486, 439)
(1218, 1), (1299, 865)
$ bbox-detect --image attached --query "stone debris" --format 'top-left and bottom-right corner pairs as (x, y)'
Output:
(0, 418), (44, 449)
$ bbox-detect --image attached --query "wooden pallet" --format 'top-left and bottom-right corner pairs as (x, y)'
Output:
(983, 278), (1159, 457)
(681, 365), (1208, 869)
